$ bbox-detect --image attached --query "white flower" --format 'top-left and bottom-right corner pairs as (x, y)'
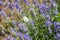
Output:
(6, 17), (10, 20)
(23, 16), (29, 22)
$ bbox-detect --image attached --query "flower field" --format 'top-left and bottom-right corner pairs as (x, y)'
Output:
(0, 0), (60, 40)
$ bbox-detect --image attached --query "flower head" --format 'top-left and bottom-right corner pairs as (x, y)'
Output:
(23, 34), (32, 40)
(18, 22), (28, 32)
(50, 0), (57, 8)
(56, 33), (60, 39)
(53, 9), (58, 15)
(39, 4), (48, 14)
(54, 22), (60, 28)
(46, 20), (52, 27)
(16, 32), (24, 39)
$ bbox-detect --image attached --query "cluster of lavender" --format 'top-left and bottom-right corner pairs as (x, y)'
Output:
(39, 0), (60, 40)
(0, 0), (32, 40)
(0, 0), (60, 40)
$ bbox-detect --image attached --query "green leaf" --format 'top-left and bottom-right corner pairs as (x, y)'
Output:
(56, 17), (60, 22)
(16, 36), (20, 40)
(58, 13), (60, 16)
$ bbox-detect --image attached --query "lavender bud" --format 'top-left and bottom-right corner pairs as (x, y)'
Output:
(46, 20), (52, 27)
(18, 22), (28, 32)
(31, 21), (34, 26)
(53, 9), (58, 15)
(54, 22), (60, 28)
(56, 33), (60, 39)
(16, 32), (24, 39)
(24, 34), (32, 40)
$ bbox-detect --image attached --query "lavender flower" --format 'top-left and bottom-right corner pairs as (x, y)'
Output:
(54, 22), (60, 33)
(54, 22), (60, 28)
(50, 0), (57, 8)
(8, 4), (15, 10)
(13, 2), (19, 10)
(3, 37), (8, 40)
(29, 8), (34, 11)
(0, 10), (6, 17)
(1, 10), (7, 17)
(30, 21), (34, 26)
(56, 33), (60, 39)
(18, 23), (24, 31)
(32, 0), (39, 6)
(26, 2), (31, 6)
(23, 34), (32, 40)
(15, 4), (19, 10)
(53, 9), (58, 15)
(0, 1), (3, 5)
(16, 32), (23, 36)
(7, 35), (12, 40)
(39, 3), (48, 14)
(45, 14), (51, 20)
(18, 22), (28, 32)
(11, 37), (16, 40)
(7, 35), (16, 40)
(16, 32), (24, 39)
(55, 22), (60, 25)
(46, 20), (52, 27)
(19, 8), (23, 13)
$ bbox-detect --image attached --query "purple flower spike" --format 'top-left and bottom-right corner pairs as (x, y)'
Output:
(54, 22), (60, 29)
(31, 21), (34, 26)
(2, 11), (6, 17)
(46, 20), (52, 27)
(39, 4), (48, 14)
(24, 0), (27, 3)
(56, 33), (60, 39)
(3, 38), (7, 40)
(0, 1), (3, 5)
(13, 1), (19, 10)
(15, 4), (19, 10)
(54, 10), (58, 15)
(50, 0), (57, 8)
(32, 0), (39, 6)
(8, 4), (15, 10)
(16, 32), (24, 39)
(45, 14), (51, 20)
(19, 9), (23, 13)
(18, 22), (28, 32)
(24, 34), (32, 40)
(8, 35), (11, 40)
(26, 2), (30, 6)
